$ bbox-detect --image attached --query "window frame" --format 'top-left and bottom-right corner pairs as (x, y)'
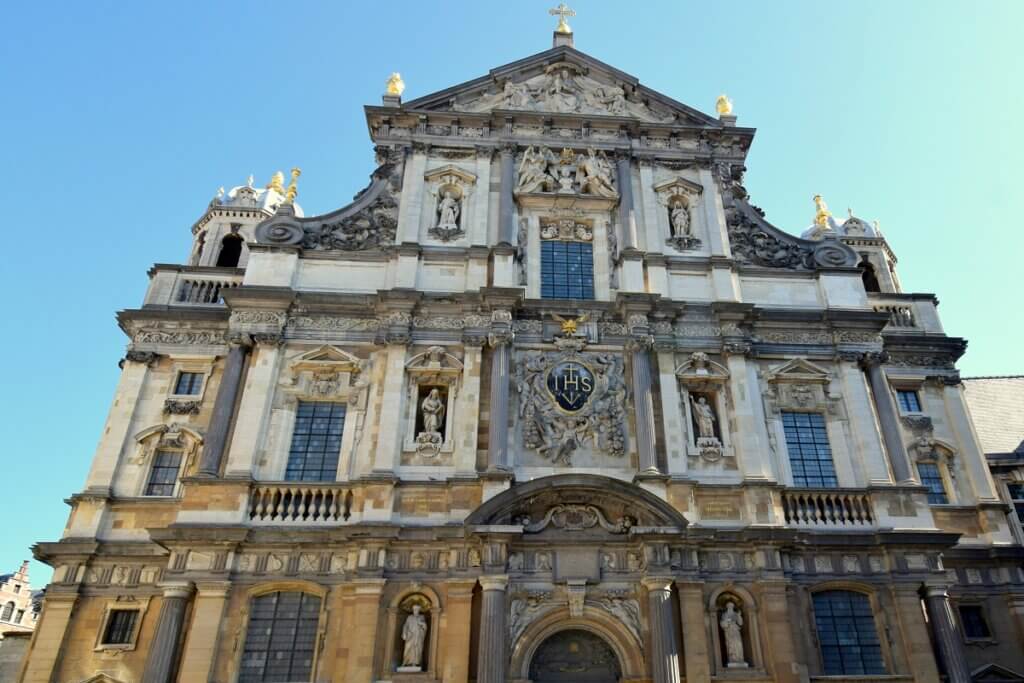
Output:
(236, 589), (325, 683)
(957, 602), (995, 643)
(895, 389), (922, 414)
(167, 361), (212, 401)
(540, 239), (595, 301)
(780, 411), (838, 489)
(811, 589), (888, 676)
(916, 461), (949, 505)
(143, 448), (185, 497)
(284, 401), (348, 482)
(94, 598), (149, 652)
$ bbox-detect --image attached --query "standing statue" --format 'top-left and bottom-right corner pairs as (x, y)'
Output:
(720, 602), (746, 667)
(400, 605), (429, 670)
(670, 199), (691, 236)
(421, 388), (445, 435)
(436, 191), (460, 231)
(691, 395), (717, 439)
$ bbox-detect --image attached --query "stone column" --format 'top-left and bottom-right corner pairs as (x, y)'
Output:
(676, 582), (710, 681)
(724, 344), (776, 481)
(476, 576), (509, 683)
(643, 578), (682, 683)
(175, 581), (230, 682)
(892, 585), (941, 682)
(142, 582), (194, 683)
(940, 380), (1001, 502)
(17, 589), (78, 683)
(442, 580), (478, 683)
(455, 340), (484, 476)
(616, 152), (638, 250)
(924, 586), (971, 683)
(837, 352), (892, 483)
(860, 352), (913, 482)
(486, 317), (513, 471)
(372, 337), (410, 474)
(498, 144), (516, 245)
(657, 348), (687, 475)
(197, 342), (251, 477)
(84, 351), (157, 494)
(629, 336), (659, 474)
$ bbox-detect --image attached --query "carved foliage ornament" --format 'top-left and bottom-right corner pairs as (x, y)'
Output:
(519, 504), (634, 534)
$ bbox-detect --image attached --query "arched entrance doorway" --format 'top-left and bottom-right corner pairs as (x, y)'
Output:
(528, 629), (621, 683)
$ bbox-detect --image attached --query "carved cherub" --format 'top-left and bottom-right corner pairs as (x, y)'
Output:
(552, 312), (590, 336)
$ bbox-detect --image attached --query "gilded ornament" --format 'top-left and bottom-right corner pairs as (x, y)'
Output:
(285, 167), (301, 205)
(386, 72), (406, 96)
(549, 3), (575, 34)
(267, 171), (285, 194)
(716, 94), (733, 116)
(813, 194), (831, 227)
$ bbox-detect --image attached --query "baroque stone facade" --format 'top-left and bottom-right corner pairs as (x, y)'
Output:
(17, 19), (1024, 683)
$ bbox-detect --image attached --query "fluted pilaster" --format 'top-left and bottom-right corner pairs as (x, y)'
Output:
(924, 587), (971, 683)
(643, 578), (682, 683)
(141, 583), (194, 683)
(476, 575), (509, 683)
(629, 337), (659, 473)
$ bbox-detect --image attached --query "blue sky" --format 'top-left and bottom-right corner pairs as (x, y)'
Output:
(1, 1), (1021, 584)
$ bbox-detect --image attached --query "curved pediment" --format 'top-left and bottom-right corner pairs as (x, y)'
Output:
(254, 149), (403, 253)
(404, 46), (720, 127)
(465, 474), (687, 531)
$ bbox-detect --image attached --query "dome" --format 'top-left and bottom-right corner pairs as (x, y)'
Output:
(801, 212), (879, 240)
(211, 176), (304, 217)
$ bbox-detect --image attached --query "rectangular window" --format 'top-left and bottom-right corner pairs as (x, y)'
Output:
(144, 450), (182, 496)
(101, 609), (139, 645)
(782, 412), (837, 488)
(239, 591), (321, 683)
(540, 240), (595, 300)
(958, 605), (992, 639)
(1008, 483), (1024, 529)
(285, 402), (346, 481)
(174, 371), (204, 395)
(813, 591), (886, 675)
(12, 585), (19, 594)
(917, 463), (948, 504)
(895, 389), (921, 413)
(15, 610), (24, 624)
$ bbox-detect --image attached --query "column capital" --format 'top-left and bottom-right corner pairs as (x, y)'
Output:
(123, 350), (161, 367)
(194, 580), (232, 597)
(159, 582), (195, 600)
(859, 350), (889, 370)
(478, 575), (509, 592)
(925, 585), (953, 599)
(642, 576), (675, 593)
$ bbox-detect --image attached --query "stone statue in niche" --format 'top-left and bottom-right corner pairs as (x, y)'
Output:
(421, 388), (445, 435)
(691, 395), (717, 439)
(399, 604), (428, 671)
(720, 601), (747, 668)
(666, 196), (701, 251)
(429, 189), (464, 241)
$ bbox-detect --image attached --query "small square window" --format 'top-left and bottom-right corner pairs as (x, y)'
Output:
(958, 605), (992, 640)
(896, 389), (921, 413)
(174, 372), (204, 396)
(102, 609), (139, 646)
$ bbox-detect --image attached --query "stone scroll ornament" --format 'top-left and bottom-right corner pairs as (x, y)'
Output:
(515, 348), (628, 465)
(255, 147), (403, 252)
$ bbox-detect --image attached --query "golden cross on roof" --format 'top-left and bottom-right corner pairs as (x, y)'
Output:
(549, 3), (575, 34)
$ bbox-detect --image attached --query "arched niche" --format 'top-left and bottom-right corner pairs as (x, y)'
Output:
(706, 584), (763, 674)
(509, 606), (642, 683)
(382, 587), (442, 678)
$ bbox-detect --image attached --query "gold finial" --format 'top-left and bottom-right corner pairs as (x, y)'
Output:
(716, 94), (733, 116)
(813, 194), (832, 227)
(558, 147), (576, 165)
(386, 72), (405, 96)
(267, 171), (285, 194)
(285, 167), (302, 205)
(553, 312), (590, 336)
(549, 3), (575, 34)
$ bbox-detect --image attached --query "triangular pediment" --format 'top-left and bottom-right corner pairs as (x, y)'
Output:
(765, 358), (832, 384)
(403, 46), (721, 126)
(972, 663), (1024, 682)
(296, 344), (360, 364)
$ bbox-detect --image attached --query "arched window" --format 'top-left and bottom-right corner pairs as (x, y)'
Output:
(1, 601), (13, 621)
(859, 257), (881, 293)
(812, 590), (885, 675)
(239, 591), (321, 683)
(216, 234), (244, 268)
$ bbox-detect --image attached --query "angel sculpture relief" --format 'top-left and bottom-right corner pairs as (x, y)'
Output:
(516, 146), (554, 193)
(552, 312), (590, 336)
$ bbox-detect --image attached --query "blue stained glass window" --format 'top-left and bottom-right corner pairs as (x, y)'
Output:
(239, 591), (321, 682)
(541, 241), (595, 300)
(917, 462), (948, 504)
(896, 389), (921, 413)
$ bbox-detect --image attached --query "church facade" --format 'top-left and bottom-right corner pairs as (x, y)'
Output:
(18, 18), (1024, 683)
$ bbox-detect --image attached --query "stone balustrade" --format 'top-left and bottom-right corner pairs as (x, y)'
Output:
(248, 483), (352, 524)
(143, 265), (244, 308)
(867, 292), (943, 334)
(781, 489), (875, 528)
